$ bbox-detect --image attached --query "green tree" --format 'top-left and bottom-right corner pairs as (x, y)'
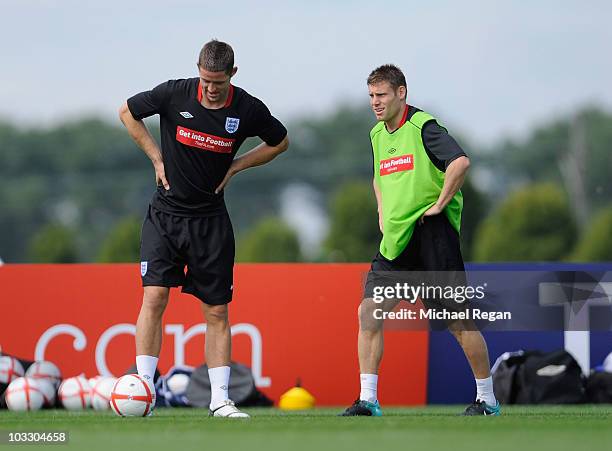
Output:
(27, 224), (78, 263)
(324, 181), (379, 262)
(482, 106), (612, 211)
(0, 117), (154, 262)
(97, 216), (142, 263)
(472, 184), (576, 262)
(237, 217), (301, 262)
(571, 207), (612, 262)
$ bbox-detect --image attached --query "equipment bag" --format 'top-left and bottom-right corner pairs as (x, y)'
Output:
(186, 361), (273, 408)
(156, 365), (193, 407)
(492, 349), (586, 404)
(585, 371), (612, 403)
(490, 350), (526, 404)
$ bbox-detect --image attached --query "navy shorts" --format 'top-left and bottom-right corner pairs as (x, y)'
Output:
(140, 205), (234, 305)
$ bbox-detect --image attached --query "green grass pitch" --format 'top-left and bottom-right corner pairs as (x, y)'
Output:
(1, 406), (610, 451)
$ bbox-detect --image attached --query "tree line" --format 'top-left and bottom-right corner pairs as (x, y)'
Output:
(1, 105), (611, 263)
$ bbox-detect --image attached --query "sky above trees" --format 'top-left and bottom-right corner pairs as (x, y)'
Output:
(2, 1), (611, 144)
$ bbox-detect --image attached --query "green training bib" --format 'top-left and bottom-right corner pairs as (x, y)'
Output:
(371, 110), (463, 260)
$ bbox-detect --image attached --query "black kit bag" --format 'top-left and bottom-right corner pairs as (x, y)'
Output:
(585, 371), (612, 403)
(491, 350), (528, 404)
(186, 361), (273, 408)
(493, 350), (586, 404)
(515, 350), (586, 404)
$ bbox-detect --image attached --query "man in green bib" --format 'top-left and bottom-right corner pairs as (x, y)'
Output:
(341, 64), (500, 417)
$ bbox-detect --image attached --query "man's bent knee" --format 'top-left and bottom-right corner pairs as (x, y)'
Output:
(447, 319), (481, 344)
(142, 286), (170, 314)
(203, 304), (229, 327)
(359, 298), (384, 332)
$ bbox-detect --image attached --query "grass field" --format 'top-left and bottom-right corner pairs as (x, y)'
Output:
(1, 406), (610, 451)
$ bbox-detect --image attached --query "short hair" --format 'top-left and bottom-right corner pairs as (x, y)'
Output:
(198, 39), (234, 74)
(367, 64), (407, 91)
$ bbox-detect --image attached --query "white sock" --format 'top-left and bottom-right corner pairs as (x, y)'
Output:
(136, 355), (158, 390)
(475, 376), (496, 406)
(209, 365), (230, 409)
(359, 373), (378, 403)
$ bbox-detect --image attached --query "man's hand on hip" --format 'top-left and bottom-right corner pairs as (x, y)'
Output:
(214, 136), (289, 194)
(154, 160), (170, 191)
(419, 203), (443, 224)
(215, 165), (238, 194)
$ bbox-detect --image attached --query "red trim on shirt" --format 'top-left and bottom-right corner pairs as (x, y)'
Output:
(197, 81), (234, 108)
(398, 104), (409, 128)
(224, 85), (234, 107)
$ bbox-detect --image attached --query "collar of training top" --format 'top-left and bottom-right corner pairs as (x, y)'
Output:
(386, 104), (409, 134)
(197, 81), (234, 108)
(398, 104), (409, 128)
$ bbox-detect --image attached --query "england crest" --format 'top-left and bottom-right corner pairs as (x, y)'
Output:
(225, 117), (240, 134)
(140, 261), (148, 277)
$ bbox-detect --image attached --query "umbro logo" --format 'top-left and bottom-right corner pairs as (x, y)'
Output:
(387, 148), (397, 154)
(179, 111), (194, 119)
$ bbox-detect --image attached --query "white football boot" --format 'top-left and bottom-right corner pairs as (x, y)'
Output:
(209, 399), (250, 418)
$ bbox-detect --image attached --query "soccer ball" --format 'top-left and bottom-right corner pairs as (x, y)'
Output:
(158, 365), (192, 407)
(163, 372), (190, 407)
(88, 375), (103, 388)
(110, 374), (154, 417)
(5, 377), (45, 411)
(0, 356), (24, 384)
(36, 379), (57, 407)
(25, 360), (62, 388)
(91, 377), (117, 411)
(166, 373), (190, 394)
(58, 375), (91, 410)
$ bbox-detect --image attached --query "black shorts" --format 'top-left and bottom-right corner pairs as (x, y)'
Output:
(140, 205), (234, 305)
(364, 213), (466, 310)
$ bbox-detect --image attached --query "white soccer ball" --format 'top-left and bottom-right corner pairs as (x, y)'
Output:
(5, 377), (45, 411)
(91, 377), (117, 411)
(0, 356), (24, 384)
(36, 379), (57, 407)
(110, 374), (154, 417)
(88, 375), (103, 389)
(58, 375), (91, 410)
(25, 360), (62, 389)
(166, 373), (190, 395)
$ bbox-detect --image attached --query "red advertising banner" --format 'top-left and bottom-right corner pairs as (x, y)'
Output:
(0, 264), (428, 405)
